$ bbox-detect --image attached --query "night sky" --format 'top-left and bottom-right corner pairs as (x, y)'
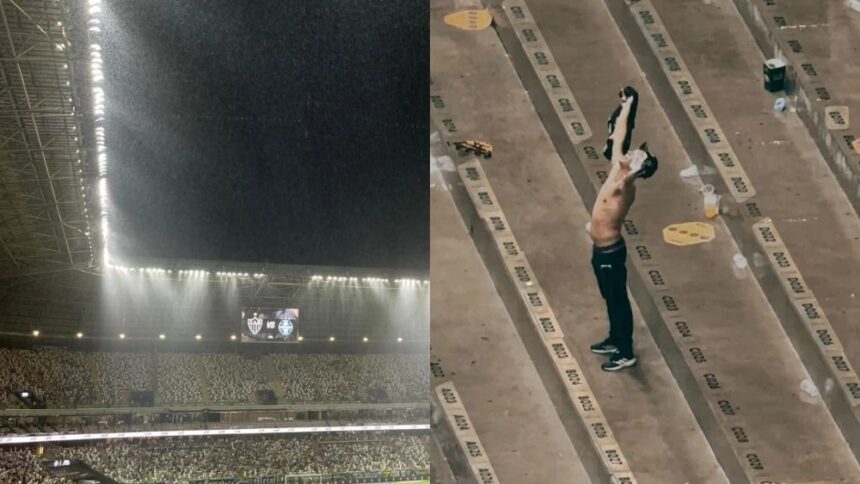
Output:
(100, 1), (428, 270)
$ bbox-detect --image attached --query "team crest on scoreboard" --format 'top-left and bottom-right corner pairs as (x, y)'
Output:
(247, 316), (263, 335)
(278, 319), (295, 337)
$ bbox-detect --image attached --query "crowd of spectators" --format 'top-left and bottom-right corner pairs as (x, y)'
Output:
(156, 354), (204, 404)
(0, 448), (61, 484)
(93, 352), (153, 406)
(200, 353), (270, 403)
(1, 349), (428, 408)
(271, 354), (429, 403)
(0, 349), (96, 408)
(41, 432), (428, 483)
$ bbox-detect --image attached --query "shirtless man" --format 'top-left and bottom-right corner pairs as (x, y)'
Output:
(589, 86), (658, 372)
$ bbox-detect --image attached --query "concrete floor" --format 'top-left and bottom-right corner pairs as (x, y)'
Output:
(519, 0), (860, 478)
(430, 0), (860, 481)
(649, 0), (860, 406)
(432, 1), (727, 482)
(771, 0), (860, 136)
(429, 141), (592, 482)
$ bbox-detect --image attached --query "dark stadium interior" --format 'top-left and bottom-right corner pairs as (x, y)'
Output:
(102, 0), (429, 270)
(0, 0), (430, 481)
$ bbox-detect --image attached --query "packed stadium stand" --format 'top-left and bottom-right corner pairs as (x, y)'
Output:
(1, 432), (429, 483)
(0, 0), (432, 482)
(1, 349), (429, 408)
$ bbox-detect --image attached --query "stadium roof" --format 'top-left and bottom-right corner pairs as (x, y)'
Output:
(0, 2), (429, 341)
(0, 0), (95, 279)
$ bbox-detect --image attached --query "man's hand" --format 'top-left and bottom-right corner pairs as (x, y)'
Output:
(619, 94), (634, 114)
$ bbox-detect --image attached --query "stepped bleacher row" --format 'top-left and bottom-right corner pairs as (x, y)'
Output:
(0, 349), (429, 408)
(0, 432), (429, 483)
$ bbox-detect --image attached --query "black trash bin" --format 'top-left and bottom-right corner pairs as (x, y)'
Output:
(764, 58), (786, 93)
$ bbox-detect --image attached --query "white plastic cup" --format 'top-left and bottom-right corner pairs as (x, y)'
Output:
(701, 185), (720, 218)
(679, 165), (699, 178)
(800, 379), (819, 398)
(774, 97), (787, 112)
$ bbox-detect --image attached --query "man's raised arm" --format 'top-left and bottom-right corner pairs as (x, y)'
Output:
(610, 98), (633, 165)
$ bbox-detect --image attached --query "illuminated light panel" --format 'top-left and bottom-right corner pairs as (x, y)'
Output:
(87, 0), (110, 267)
(0, 424), (431, 445)
(106, 266), (426, 288)
(311, 275), (426, 285)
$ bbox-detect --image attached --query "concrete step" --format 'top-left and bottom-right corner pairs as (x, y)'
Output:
(431, 1), (727, 481)
(430, 126), (592, 483)
(607, 0), (860, 457)
(472, 0), (860, 480)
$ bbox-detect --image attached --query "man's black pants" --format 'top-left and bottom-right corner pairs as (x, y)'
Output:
(591, 238), (634, 358)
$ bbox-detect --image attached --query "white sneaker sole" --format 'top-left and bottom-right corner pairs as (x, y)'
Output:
(602, 358), (637, 372)
(591, 347), (618, 355)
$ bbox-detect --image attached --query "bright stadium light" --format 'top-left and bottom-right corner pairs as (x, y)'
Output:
(118, 333), (125, 339)
(158, 334), (165, 340)
(76, 332), (83, 339)
(230, 334), (237, 341)
(397, 337), (403, 342)
(195, 334), (202, 341)
(329, 336), (335, 342)
(297, 336), (304, 341)
(87, 2), (110, 267)
(363, 337), (368, 342)
(32, 330), (39, 337)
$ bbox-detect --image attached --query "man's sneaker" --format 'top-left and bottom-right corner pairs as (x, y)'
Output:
(601, 355), (637, 372)
(590, 339), (618, 355)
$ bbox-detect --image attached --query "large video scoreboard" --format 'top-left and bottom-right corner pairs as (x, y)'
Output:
(240, 307), (300, 343)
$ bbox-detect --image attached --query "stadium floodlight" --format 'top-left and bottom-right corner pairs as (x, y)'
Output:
(195, 334), (202, 340)
(32, 330), (39, 337)
(297, 336), (304, 341)
(397, 337), (403, 342)
(76, 332), (83, 338)
(158, 334), (165, 340)
(329, 336), (335, 342)
(86, 5), (111, 268)
(118, 333), (125, 339)
(363, 337), (368, 342)
(230, 334), (236, 341)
